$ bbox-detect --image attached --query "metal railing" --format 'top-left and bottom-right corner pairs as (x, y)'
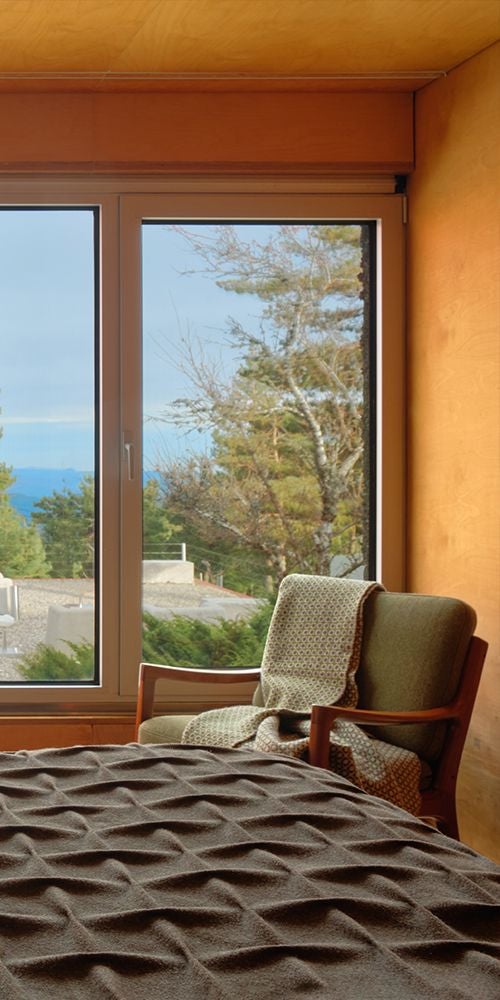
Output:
(142, 542), (187, 561)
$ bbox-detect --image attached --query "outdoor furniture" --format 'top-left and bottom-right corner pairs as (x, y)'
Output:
(136, 585), (487, 840)
(45, 603), (94, 654)
(0, 577), (20, 654)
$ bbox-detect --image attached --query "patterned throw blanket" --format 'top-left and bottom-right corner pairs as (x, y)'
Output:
(182, 575), (421, 814)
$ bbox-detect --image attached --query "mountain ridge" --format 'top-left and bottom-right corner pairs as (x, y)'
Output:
(7, 467), (89, 520)
(7, 467), (158, 520)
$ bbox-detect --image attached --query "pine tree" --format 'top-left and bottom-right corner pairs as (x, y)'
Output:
(0, 460), (49, 578)
(157, 224), (369, 585)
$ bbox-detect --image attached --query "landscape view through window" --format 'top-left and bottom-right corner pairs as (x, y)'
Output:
(0, 214), (374, 683)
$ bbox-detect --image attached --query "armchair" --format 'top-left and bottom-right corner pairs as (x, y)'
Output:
(136, 589), (487, 839)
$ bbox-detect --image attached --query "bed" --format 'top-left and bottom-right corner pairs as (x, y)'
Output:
(0, 743), (498, 999)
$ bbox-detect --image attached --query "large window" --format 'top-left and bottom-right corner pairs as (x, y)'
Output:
(0, 186), (404, 709)
(140, 221), (375, 666)
(0, 208), (98, 686)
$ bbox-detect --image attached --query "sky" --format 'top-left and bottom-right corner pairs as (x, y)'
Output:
(0, 211), (258, 472)
(0, 213), (357, 475)
(0, 209), (95, 469)
(142, 223), (262, 473)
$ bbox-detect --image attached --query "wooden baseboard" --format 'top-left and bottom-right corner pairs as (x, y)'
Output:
(0, 715), (136, 751)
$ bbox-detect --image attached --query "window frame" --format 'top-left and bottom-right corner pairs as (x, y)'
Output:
(0, 190), (121, 709)
(118, 190), (406, 706)
(0, 180), (405, 712)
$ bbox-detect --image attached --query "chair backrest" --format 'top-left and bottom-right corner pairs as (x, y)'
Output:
(357, 591), (476, 762)
(253, 588), (476, 765)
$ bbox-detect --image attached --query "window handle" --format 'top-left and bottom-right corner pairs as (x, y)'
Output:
(123, 437), (135, 481)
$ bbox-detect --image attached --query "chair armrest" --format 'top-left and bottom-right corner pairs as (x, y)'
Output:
(135, 661), (261, 737)
(313, 703), (459, 727)
(308, 702), (459, 769)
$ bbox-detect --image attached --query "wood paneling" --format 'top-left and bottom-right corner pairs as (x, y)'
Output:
(0, 1), (498, 86)
(0, 716), (135, 751)
(0, 4), (497, 860)
(407, 43), (500, 862)
(0, 77), (429, 94)
(0, 91), (413, 173)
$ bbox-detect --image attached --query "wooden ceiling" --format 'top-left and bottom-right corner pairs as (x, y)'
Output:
(0, 0), (498, 92)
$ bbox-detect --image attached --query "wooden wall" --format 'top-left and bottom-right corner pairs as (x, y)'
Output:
(0, 717), (136, 750)
(407, 43), (500, 861)
(0, 63), (498, 858)
(0, 90), (412, 173)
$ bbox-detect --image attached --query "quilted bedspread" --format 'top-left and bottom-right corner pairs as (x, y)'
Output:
(0, 743), (498, 999)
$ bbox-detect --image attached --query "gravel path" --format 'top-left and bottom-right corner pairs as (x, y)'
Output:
(0, 579), (259, 682)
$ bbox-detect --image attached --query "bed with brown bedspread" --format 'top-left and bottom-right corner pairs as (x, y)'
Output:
(0, 743), (498, 999)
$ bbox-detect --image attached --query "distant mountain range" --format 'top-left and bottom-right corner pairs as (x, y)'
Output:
(8, 466), (159, 520)
(8, 467), (89, 520)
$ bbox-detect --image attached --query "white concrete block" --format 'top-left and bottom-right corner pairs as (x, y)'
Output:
(142, 560), (194, 584)
(45, 605), (94, 654)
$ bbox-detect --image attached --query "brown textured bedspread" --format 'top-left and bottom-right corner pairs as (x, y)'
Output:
(0, 744), (498, 999)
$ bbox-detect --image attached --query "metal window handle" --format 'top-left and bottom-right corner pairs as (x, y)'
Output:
(123, 439), (135, 481)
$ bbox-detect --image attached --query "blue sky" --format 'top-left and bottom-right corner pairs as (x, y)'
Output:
(0, 209), (95, 469)
(1, 215), (354, 474)
(0, 212), (254, 471)
(142, 223), (259, 472)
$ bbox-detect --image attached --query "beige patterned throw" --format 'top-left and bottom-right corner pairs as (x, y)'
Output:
(182, 575), (421, 815)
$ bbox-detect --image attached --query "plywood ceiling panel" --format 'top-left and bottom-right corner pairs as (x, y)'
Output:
(0, 0), (497, 91)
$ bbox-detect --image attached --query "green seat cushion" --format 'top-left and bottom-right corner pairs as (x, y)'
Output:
(358, 591), (476, 762)
(138, 714), (196, 745)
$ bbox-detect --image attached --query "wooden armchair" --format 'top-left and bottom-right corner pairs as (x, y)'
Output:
(136, 664), (261, 745)
(309, 633), (487, 838)
(136, 590), (487, 840)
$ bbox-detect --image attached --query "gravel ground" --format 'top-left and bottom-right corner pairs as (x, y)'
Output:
(0, 579), (259, 682)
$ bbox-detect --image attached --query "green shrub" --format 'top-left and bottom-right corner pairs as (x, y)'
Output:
(18, 641), (95, 681)
(18, 601), (275, 681)
(142, 601), (274, 667)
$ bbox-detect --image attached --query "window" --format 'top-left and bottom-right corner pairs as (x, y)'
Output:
(140, 220), (375, 657)
(0, 208), (98, 686)
(0, 184), (404, 710)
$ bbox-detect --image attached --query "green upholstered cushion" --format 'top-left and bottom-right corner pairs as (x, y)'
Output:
(358, 591), (476, 762)
(138, 714), (196, 744)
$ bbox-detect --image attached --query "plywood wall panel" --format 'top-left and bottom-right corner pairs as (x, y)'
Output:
(0, 91), (413, 172)
(407, 43), (500, 861)
(0, 716), (135, 751)
(0, 721), (94, 751)
(0, 1), (498, 80)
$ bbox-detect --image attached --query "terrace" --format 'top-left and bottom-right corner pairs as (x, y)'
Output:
(0, 576), (260, 683)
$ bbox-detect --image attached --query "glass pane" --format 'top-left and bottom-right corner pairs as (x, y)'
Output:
(0, 209), (97, 684)
(141, 222), (373, 666)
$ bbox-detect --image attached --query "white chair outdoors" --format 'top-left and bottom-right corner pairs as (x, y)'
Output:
(0, 576), (20, 654)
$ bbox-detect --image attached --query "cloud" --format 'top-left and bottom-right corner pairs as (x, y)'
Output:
(1, 414), (93, 426)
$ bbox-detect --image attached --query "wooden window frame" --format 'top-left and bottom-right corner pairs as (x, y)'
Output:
(0, 179), (404, 714)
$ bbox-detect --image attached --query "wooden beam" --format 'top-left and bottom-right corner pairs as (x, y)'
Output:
(0, 91), (413, 173)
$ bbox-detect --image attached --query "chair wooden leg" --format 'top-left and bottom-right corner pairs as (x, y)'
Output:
(421, 790), (460, 840)
(436, 800), (459, 841)
(309, 706), (332, 769)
